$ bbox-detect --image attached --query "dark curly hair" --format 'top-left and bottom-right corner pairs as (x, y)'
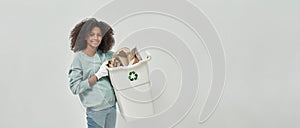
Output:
(69, 18), (115, 53)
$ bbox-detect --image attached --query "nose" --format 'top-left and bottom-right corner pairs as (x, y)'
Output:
(93, 35), (98, 39)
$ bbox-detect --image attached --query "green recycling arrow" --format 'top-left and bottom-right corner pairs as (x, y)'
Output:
(128, 71), (138, 81)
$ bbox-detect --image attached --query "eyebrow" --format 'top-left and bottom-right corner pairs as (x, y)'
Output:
(89, 32), (101, 34)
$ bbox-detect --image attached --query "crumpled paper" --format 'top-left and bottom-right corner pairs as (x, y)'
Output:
(107, 47), (142, 68)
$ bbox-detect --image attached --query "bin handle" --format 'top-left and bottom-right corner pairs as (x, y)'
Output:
(145, 51), (151, 61)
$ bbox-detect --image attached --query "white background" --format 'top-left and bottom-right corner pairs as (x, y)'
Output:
(0, 0), (299, 127)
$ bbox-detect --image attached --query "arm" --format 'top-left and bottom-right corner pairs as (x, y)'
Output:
(68, 55), (96, 95)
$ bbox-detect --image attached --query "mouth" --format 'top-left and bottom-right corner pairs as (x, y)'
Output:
(91, 40), (100, 44)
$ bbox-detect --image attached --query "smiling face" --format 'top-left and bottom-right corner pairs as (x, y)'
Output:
(86, 26), (102, 49)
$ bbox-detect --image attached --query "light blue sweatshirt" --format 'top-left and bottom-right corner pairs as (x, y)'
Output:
(68, 50), (116, 111)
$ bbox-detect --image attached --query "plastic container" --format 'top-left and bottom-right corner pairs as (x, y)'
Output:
(107, 55), (154, 121)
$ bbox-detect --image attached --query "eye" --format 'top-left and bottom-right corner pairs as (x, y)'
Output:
(89, 33), (95, 36)
(97, 34), (102, 37)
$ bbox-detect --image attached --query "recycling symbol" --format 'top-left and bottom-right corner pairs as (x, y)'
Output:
(128, 71), (138, 81)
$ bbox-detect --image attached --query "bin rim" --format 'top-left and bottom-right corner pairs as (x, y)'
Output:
(106, 56), (151, 71)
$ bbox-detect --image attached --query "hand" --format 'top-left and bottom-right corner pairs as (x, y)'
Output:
(95, 60), (109, 80)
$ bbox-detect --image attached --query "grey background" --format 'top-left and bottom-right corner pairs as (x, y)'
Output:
(0, 0), (299, 128)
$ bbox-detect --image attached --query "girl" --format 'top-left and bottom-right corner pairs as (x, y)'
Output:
(68, 18), (116, 128)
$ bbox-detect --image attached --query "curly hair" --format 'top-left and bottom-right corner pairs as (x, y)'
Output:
(69, 18), (115, 53)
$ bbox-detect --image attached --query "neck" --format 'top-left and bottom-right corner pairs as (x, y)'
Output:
(83, 45), (97, 57)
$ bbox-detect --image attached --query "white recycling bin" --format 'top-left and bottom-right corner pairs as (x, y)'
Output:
(107, 55), (154, 121)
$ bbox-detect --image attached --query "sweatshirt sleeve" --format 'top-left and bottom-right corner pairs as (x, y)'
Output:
(68, 54), (91, 95)
(107, 50), (115, 59)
